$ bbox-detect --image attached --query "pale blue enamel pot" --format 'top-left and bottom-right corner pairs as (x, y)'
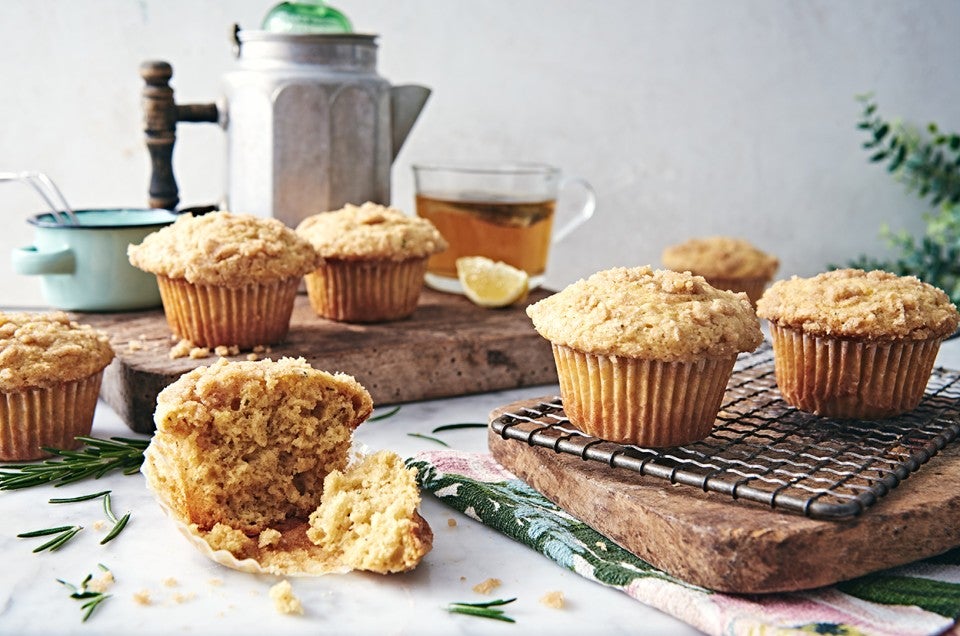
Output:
(12, 208), (178, 312)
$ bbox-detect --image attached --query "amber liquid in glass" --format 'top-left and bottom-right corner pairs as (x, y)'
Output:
(416, 194), (556, 279)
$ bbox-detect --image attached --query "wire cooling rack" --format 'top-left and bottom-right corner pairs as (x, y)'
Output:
(490, 344), (960, 519)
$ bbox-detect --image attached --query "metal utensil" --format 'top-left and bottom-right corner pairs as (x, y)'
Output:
(0, 171), (78, 225)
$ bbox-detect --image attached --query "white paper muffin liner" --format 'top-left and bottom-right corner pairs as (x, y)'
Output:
(140, 441), (371, 576)
(552, 344), (736, 447)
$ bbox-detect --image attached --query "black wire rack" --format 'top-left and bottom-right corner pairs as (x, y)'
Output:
(490, 344), (960, 520)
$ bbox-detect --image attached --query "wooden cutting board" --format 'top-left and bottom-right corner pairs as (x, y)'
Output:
(488, 396), (960, 594)
(75, 289), (557, 433)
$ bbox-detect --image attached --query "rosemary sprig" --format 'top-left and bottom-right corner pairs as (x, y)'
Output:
(407, 433), (450, 447)
(0, 436), (149, 490)
(49, 490), (112, 504)
(19, 524), (83, 552)
(446, 597), (517, 623)
(369, 405), (402, 422)
(58, 564), (113, 622)
(431, 422), (487, 433)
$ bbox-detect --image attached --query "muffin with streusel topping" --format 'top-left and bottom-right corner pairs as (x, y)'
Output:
(526, 266), (763, 447)
(296, 202), (447, 322)
(756, 269), (959, 419)
(142, 357), (432, 575)
(662, 236), (779, 305)
(0, 312), (114, 460)
(128, 211), (320, 349)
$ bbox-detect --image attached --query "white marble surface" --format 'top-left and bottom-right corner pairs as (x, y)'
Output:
(0, 384), (702, 636)
(3, 339), (960, 636)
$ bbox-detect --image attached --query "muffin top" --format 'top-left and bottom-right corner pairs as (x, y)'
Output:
(0, 312), (114, 391)
(526, 266), (763, 361)
(128, 211), (321, 286)
(756, 268), (959, 340)
(296, 202), (447, 261)
(662, 236), (779, 279)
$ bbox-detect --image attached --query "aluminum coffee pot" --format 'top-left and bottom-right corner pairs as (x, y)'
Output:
(140, 26), (431, 227)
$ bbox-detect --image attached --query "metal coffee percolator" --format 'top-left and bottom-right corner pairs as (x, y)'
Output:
(140, 26), (430, 228)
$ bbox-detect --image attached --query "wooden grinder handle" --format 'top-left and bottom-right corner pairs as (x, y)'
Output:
(140, 60), (219, 210)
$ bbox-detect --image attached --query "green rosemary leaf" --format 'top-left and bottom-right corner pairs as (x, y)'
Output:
(17, 525), (75, 538)
(100, 513), (130, 545)
(451, 597), (517, 608)
(368, 405), (401, 422)
(81, 596), (110, 622)
(446, 601), (517, 623)
(60, 566), (112, 622)
(431, 422), (487, 433)
(49, 490), (111, 504)
(102, 492), (118, 524)
(407, 433), (449, 447)
(32, 526), (82, 553)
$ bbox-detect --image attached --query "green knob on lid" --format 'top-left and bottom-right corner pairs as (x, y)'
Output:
(262, 0), (353, 33)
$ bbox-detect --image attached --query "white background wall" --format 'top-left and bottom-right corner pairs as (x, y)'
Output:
(1, 0), (958, 307)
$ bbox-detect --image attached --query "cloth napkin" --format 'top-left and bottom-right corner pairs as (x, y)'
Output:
(409, 450), (960, 636)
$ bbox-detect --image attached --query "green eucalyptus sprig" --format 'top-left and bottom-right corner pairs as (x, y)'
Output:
(446, 597), (517, 623)
(845, 95), (960, 304)
(0, 436), (149, 491)
(857, 94), (960, 206)
(58, 564), (113, 622)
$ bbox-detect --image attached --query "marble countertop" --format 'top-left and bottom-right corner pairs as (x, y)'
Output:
(3, 339), (960, 636)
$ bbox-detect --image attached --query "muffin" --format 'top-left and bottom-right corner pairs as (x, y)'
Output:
(296, 202), (447, 322)
(128, 211), (320, 349)
(0, 312), (114, 460)
(142, 357), (432, 575)
(526, 267), (763, 447)
(756, 269), (959, 419)
(662, 236), (779, 304)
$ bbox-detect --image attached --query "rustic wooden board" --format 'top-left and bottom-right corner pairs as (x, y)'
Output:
(488, 396), (960, 594)
(75, 289), (557, 434)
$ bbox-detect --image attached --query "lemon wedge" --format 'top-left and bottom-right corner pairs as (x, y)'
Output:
(456, 256), (530, 308)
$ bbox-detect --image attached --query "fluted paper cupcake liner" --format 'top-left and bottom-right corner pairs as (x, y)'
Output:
(305, 258), (428, 322)
(703, 275), (770, 305)
(552, 344), (736, 447)
(156, 276), (300, 349)
(768, 323), (942, 419)
(0, 371), (104, 461)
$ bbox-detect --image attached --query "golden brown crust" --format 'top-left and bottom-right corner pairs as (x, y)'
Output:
(296, 202), (447, 261)
(756, 269), (959, 340)
(128, 211), (321, 286)
(662, 236), (779, 279)
(526, 266), (763, 361)
(0, 312), (114, 391)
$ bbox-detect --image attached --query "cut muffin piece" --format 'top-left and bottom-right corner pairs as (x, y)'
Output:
(144, 357), (373, 535)
(142, 357), (433, 575)
(308, 450), (434, 574)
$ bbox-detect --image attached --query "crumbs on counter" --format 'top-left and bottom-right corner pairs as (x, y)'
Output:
(92, 519), (107, 531)
(540, 590), (565, 609)
(215, 345), (241, 357)
(595, 541), (608, 552)
(170, 340), (270, 360)
(208, 578), (224, 587)
(172, 591), (197, 604)
(133, 589), (152, 606)
(269, 580), (304, 615)
(162, 577), (178, 587)
(472, 578), (502, 595)
(447, 518), (457, 528)
(87, 570), (115, 594)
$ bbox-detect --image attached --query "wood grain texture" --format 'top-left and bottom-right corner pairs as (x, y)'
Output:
(75, 289), (557, 433)
(488, 396), (960, 594)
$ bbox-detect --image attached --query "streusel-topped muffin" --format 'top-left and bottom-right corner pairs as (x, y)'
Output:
(128, 211), (320, 348)
(296, 202), (447, 322)
(142, 357), (432, 575)
(0, 312), (114, 460)
(527, 266), (762, 446)
(662, 236), (779, 304)
(757, 269), (959, 418)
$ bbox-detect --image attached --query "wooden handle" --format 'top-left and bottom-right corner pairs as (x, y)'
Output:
(140, 60), (218, 210)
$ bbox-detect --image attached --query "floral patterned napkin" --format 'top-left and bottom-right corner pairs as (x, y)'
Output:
(410, 450), (960, 636)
